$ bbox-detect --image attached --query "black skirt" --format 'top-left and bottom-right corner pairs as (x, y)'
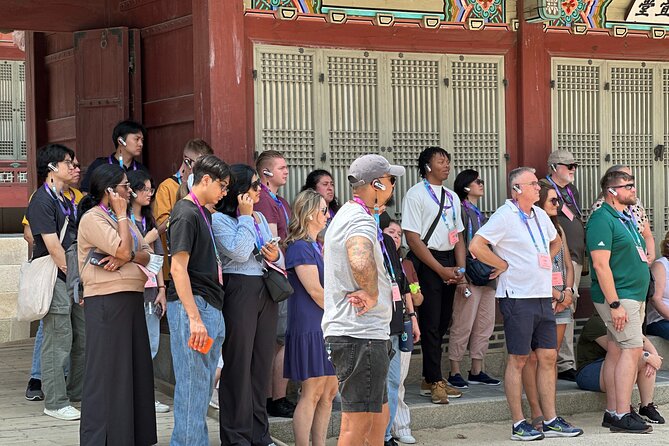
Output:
(80, 291), (157, 446)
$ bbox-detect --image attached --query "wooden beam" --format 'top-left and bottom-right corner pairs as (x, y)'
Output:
(0, 1), (107, 32)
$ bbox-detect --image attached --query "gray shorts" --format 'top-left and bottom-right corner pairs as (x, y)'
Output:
(325, 336), (392, 413)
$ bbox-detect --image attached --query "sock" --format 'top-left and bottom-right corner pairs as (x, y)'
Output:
(545, 417), (557, 425)
(514, 420), (525, 428)
(606, 409), (615, 415)
(615, 412), (628, 420)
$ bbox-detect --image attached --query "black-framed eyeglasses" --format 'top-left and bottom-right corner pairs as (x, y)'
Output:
(250, 179), (262, 191)
(558, 163), (578, 171)
(215, 179), (228, 193)
(474, 178), (485, 186)
(610, 183), (635, 191)
(549, 197), (559, 206)
(72, 163), (81, 169)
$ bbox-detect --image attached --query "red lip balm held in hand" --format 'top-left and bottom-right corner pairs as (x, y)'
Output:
(189, 336), (214, 354)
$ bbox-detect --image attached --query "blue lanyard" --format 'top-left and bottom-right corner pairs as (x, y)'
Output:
(351, 197), (397, 283)
(422, 179), (456, 230)
(108, 154), (138, 171)
(130, 213), (146, 231)
(310, 240), (323, 258)
(99, 203), (138, 250)
(545, 175), (582, 217)
(261, 184), (290, 226)
(617, 211), (643, 248)
(43, 183), (74, 219)
(188, 192), (221, 265)
(463, 200), (483, 241)
(512, 200), (548, 254)
(175, 171), (182, 185)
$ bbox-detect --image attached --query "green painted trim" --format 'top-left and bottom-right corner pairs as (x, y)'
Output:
(605, 20), (669, 30)
(321, 6), (445, 20)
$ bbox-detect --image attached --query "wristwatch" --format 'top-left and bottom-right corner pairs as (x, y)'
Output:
(643, 351), (651, 361)
(609, 300), (621, 309)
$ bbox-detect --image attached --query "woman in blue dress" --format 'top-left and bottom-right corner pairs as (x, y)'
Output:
(283, 189), (337, 446)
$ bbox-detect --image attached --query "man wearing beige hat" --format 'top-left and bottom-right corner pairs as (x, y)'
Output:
(543, 149), (585, 381)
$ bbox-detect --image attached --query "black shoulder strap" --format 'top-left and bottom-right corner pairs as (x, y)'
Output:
(422, 187), (446, 246)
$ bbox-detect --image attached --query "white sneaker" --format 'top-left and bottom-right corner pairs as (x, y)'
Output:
(44, 405), (81, 421)
(396, 434), (416, 444)
(209, 391), (219, 410)
(154, 400), (170, 413)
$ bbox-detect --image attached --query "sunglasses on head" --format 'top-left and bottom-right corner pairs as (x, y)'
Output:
(558, 163), (578, 171)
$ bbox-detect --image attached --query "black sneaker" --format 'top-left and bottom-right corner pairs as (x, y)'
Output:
(639, 402), (665, 424)
(267, 397), (295, 418)
(556, 369), (577, 382)
(468, 370), (501, 386)
(447, 373), (469, 389)
(25, 378), (44, 401)
(609, 413), (653, 433)
(384, 439), (399, 446)
(602, 411), (614, 428)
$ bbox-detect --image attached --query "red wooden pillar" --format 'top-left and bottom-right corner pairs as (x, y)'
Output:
(192, 0), (251, 165)
(516, 17), (552, 172)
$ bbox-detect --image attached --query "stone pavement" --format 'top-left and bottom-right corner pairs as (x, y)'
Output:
(3, 338), (669, 445)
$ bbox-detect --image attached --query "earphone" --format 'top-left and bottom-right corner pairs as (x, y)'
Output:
(424, 164), (432, 173)
(308, 215), (313, 221)
(106, 187), (114, 194)
(118, 137), (127, 147)
(262, 169), (274, 178)
(47, 162), (58, 173)
(372, 179), (386, 191)
(464, 187), (471, 192)
(608, 187), (618, 197)
(550, 164), (557, 172)
(512, 184), (522, 194)
(130, 191), (138, 198)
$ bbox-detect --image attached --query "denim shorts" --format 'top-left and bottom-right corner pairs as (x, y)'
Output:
(575, 358), (604, 392)
(325, 336), (392, 413)
(498, 298), (557, 355)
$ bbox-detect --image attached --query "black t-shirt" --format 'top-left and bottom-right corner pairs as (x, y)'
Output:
(382, 233), (409, 335)
(80, 153), (149, 192)
(576, 313), (607, 371)
(167, 199), (224, 309)
(26, 185), (77, 281)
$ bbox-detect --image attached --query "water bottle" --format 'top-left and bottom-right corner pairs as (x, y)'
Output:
(399, 313), (414, 352)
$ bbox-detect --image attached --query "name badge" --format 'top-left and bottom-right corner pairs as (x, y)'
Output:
(538, 253), (552, 269)
(561, 205), (575, 222)
(551, 272), (563, 287)
(392, 283), (402, 302)
(448, 229), (459, 245)
(637, 247), (648, 263)
(217, 262), (224, 285)
(138, 264), (158, 288)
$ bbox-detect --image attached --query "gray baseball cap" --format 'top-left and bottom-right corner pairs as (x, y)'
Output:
(347, 154), (405, 187)
(547, 150), (578, 165)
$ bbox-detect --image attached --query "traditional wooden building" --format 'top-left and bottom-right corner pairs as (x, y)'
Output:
(0, 0), (668, 239)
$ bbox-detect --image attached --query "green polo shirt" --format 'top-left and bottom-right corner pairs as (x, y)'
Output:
(586, 203), (649, 304)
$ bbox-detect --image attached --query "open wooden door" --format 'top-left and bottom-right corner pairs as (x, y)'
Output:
(74, 27), (141, 170)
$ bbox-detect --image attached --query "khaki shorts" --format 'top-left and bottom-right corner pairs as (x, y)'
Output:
(593, 300), (644, 349)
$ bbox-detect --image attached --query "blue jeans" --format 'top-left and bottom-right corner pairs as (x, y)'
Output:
(647, 319), (669, 341)
(30, 320), (44, 380)
(144, 303), (161, 359)
(385, 335), (401, 441)
(168, 295), (225, 446)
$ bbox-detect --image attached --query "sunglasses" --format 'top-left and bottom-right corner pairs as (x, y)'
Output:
(474, 178), (484, 186)
(558, 163), (578, 171)
(549, 197), (560, 206)
(379, 175), (397, 186)
(610, 183), (635, 191)
(320, 207), (329, 216)
(250, 179), (262, 191)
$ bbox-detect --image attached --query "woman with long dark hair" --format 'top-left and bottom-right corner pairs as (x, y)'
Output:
(301, 169), (340, 218)
(77, 164), (157, 445)
(212, 164), (282, 446)
(126, 169), (169, 414)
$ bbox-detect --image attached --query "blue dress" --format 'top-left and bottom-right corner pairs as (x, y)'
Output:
(283, 239), (335, 380)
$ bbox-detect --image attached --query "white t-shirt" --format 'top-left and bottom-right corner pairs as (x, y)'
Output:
(475, 199), (558, 299)
(401, 181), (465, 251)
(322, 201), (392, 340)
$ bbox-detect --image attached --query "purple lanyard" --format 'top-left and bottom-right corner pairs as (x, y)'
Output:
(188, 192), (221, 264)
(108, 154), (138, 171)
(463, 200), (483, 240)
(43, 183), (73, 218)
(310, 241), (323, 258)
(545, 176), (582, 217)
(351, 197), (397, 282)
(99, 203), (138, 250)
(236, 210), (265, 248)
(261, 184), (290, 226)
(422, 179), (456, 229)
(511, 200), (548, 254)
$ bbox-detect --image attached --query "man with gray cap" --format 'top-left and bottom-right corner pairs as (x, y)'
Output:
(543, 149), (584, 382)
(322, 153), (405, 446)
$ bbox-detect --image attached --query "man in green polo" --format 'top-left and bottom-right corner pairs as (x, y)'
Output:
(587, 169), (651, 434)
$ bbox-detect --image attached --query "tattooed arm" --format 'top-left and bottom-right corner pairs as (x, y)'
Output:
(346, 235), (378, 315)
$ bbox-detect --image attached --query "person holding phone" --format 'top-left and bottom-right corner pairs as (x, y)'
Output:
(212, 164), (282, 446)
(76, 164), (156, 445)
(127, 170), (170, 414)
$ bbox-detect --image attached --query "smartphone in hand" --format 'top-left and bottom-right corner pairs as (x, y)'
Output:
(189, 336), (214, 354)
